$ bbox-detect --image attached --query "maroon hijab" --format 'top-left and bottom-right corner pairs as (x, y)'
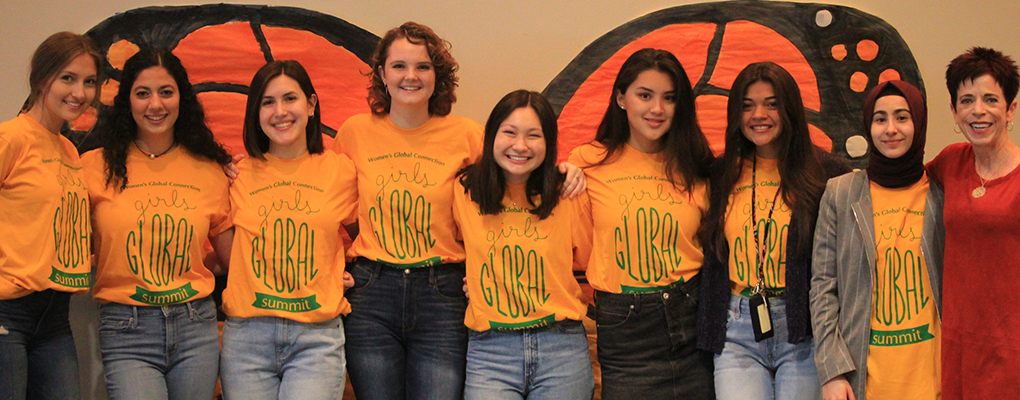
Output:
(862, 80), (927, 188)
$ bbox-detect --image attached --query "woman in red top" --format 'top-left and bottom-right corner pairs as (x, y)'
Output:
(926, 47), (1020, 399)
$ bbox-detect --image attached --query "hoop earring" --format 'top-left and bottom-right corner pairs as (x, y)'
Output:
(953, 124), (962, 134)
(1009, 121), (1015, 132)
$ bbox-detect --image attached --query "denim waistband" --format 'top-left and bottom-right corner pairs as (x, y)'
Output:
(728, 293), (787, 313)
(358, 257), (465, 277)
(102, 295), (213, 317)
(595, 272), (700, 308)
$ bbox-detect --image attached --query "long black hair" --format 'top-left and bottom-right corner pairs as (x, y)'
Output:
(458, 90), (562, 219)
(98, 48), (231, 190)
(704, 61), (826, 257)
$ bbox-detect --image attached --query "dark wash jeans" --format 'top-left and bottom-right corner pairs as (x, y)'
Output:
(595, 273), (715, 400)
(0, 290), (80, 400)
(343, 258), (469, 400)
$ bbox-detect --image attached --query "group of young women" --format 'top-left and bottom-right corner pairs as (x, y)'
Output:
(0, 20), (1017, 400)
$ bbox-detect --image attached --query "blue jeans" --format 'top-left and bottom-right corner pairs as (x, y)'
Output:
(98, 296), (219, 400)
(464, 319), (593, 400)
(343, 258), (468, 400)
(595, 273), (714, 400)
(220, 315), (346, 400)
(714, 295), (819, 400)
(0, 290), (80, 400)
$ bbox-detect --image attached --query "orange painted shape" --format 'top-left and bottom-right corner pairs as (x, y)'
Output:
(198, 91), (247, 156)
(808, 123), (832, 152)
(850, 71), (868, 92)
(556, 23), (716, 162)
(857, 40), (879, 61)
(70, 107), (97, 131)
(107, 40), (140, 70)
(175, 22), (267, 87)
(831, 44), (847, 61)
(695, 94), (728, 155)
(261, 26), (371, 133)
(878, 69), (901, 83)
(101, 79), (119, 106)
(708, 20), (820, 111)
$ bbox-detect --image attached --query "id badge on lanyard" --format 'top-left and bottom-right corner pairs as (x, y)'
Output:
(749, 156), (777, 342)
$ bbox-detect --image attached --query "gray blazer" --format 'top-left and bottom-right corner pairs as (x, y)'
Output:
(810, 170), (944, 399)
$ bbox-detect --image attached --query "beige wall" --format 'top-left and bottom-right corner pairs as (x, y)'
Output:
(1, 0), (1018, 160)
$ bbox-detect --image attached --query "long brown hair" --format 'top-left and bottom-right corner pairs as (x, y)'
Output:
(22, 31), (102, 113)
(704, 62), (826, 257)
(589, 48), (713, 194)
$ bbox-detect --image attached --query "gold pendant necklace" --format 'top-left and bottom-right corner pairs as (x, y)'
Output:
(973, 150), (1012, 198)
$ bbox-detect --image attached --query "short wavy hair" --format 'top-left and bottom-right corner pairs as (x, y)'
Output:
(946, 47), (1019, 110)
(367, 22), (458, 116)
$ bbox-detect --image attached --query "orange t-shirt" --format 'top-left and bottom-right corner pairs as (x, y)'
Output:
(331, 114), (482, 268)
(453, 182), (591, 331)
(0, 114), (90, 298)
(568, 143), (707, 293)
(82, 146), (230, 305)
(866, 175), (940, 399)
(725, 157), (790, 296)
(222, 152), (358, 322)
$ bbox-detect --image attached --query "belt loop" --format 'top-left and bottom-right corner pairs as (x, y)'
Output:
(368, 258), (382, 279)
(631, 293), (641, 314)
(132, 305), (139, 329)
(429, 265), (437, 285)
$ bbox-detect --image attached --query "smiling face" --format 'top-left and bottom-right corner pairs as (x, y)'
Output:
(379, 37), (435, 113)
(741, 80), (783, 158)
(871, 95), (914, 159)
(259, 75), (317, 159)
(130, 66), (180, 139)
(493, 106), (546, 185)
(953, 74), (1018, 150)
(617, 69), (676, 153)
(34, 54), (98, 132)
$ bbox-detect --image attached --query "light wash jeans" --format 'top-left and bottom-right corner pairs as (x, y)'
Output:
(714, 294), (819, 400)
(343, 258), (469, 400)
(464, 319), (593, 400)
(219, 315), (345, 400)
(98, 296), (219, 400)
(0, 290), (79, 400)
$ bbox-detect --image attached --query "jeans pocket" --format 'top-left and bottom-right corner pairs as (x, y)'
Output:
(595, 303), (633, 329)
(554, 319), (586, 335)
(432, 268), (467, 300)
(224, 316), (249, 328)
(98, 314), (134, 335)
(347, 259), (376, 292)
(189, 298), (218, 322)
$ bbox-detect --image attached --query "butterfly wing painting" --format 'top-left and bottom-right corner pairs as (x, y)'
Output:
(544, 0), (924, 167)
(72, 4), (379, 155)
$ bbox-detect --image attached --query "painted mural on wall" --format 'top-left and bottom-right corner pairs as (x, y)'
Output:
(70, 1), (921, 168)
(71, 4), (378, 154)
(543, 1), (923, 167)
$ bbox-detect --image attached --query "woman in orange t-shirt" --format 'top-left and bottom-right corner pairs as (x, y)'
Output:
(455, 90), (593, 399)
(0, 31), (100, 400)
(218, 60), (358, 400)
(82, 49), (233, 400)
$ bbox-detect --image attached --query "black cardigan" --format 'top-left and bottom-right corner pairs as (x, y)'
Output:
(697, 153), (850, 354)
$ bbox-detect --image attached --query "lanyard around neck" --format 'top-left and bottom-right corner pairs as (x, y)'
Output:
(751, 156), (782, 296)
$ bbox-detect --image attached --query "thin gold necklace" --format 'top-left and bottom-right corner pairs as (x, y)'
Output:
(973, 149), (1012, 198)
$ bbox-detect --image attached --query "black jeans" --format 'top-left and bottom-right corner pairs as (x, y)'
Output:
(595, 273), (715, 399)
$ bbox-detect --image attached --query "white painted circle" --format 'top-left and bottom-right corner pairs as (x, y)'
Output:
(846, 135), (869, 158)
